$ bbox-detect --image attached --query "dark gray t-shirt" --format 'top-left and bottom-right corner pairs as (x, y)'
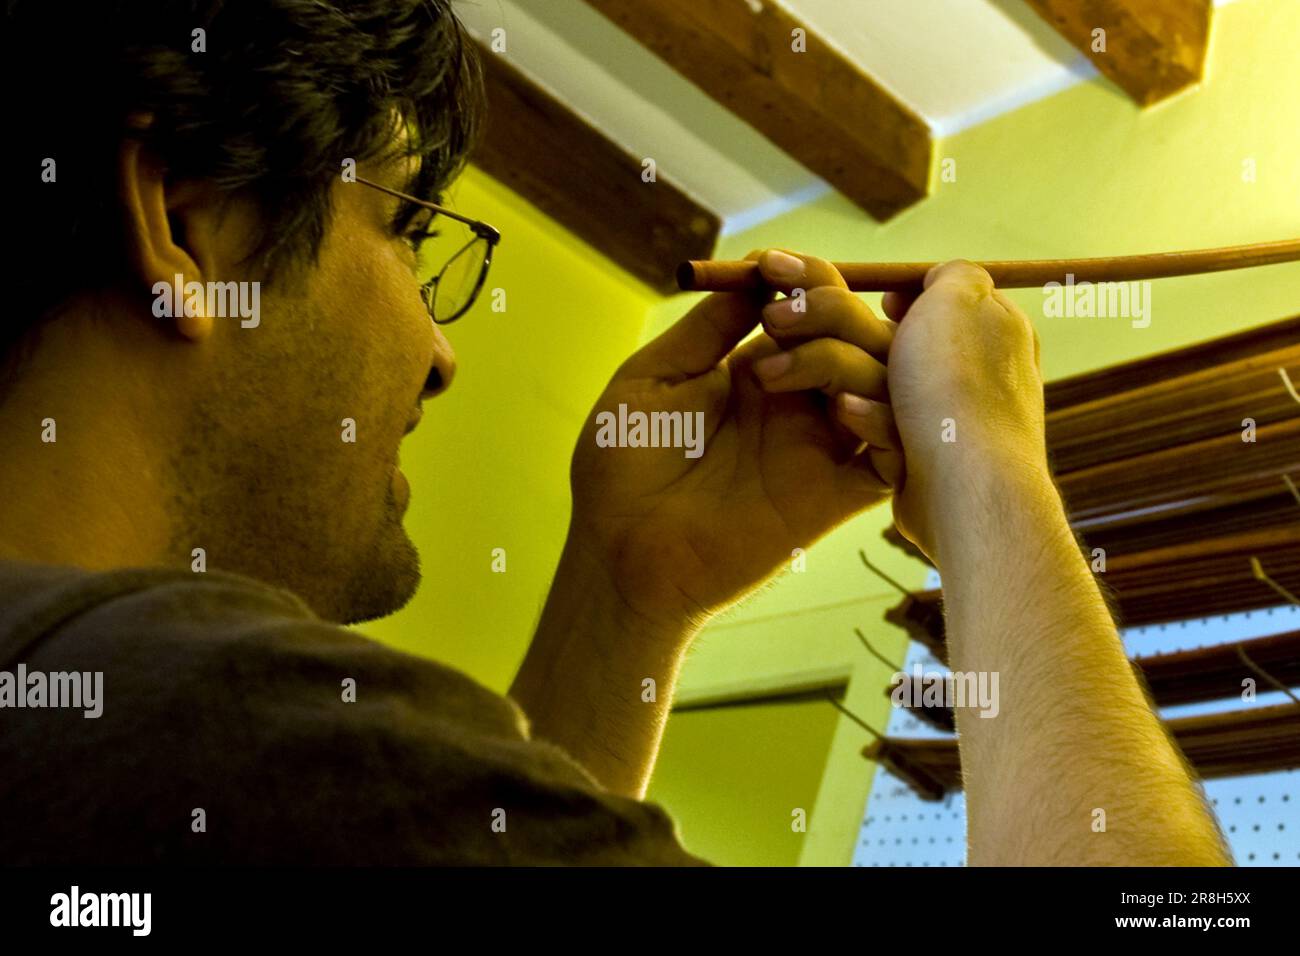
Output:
(0, 559), (707, 865)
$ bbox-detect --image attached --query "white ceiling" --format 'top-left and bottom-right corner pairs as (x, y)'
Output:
(453, 0), (1239, 235)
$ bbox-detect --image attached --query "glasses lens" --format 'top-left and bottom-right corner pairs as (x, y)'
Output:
(432, 237), (487, 323)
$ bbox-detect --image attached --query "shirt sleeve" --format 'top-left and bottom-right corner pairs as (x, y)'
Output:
(7, 568), (711, 866)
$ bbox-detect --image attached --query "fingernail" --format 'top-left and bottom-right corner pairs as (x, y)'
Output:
(762, 250), (804, 282)
(839, 393), (872, 417)
(763, 299), (799, 327)
(754, 352), (793, 380)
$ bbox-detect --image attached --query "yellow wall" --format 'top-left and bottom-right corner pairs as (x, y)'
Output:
(362, 0), (1300, 867)
(646, 699), (841, 867)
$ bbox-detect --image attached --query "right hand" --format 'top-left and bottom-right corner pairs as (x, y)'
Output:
(837, 260), (1049, 563)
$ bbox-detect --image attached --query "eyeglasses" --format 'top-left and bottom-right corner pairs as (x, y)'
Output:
(355, 176), (501, 325)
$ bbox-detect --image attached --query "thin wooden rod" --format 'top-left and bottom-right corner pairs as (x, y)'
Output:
(677, 237), (1300, 293)
(1250, 556), (1300, 606)
(858, 548), (915, 598)
(1235, 643), (1300, 707)
(853, 627), (902, 673)
(823, 690), (885, 742)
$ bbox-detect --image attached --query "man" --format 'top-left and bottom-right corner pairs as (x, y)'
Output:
(0, 0), (1228, 865)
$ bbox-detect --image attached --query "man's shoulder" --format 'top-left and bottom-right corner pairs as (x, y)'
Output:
(0, 559), (707, 865)
(0, 557), (524, 736)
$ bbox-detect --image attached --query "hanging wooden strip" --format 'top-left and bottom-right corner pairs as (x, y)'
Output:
(864, 703), (1300, 801)
(1047, 343), (1300, 473)
(887, 525), (1300, 659)
(1043, 315), (1300, 411)
(889, 630), (1300, 728)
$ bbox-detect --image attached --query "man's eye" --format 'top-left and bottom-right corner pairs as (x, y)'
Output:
(403, 227), (440, 255)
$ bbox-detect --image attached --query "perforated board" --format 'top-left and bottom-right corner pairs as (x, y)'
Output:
(852, 573), (1300, 867)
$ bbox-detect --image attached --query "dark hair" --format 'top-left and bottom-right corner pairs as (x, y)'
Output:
(3, 0), (484, 354)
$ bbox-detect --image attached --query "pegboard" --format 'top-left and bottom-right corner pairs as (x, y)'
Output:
(852, 571), (1300, 867)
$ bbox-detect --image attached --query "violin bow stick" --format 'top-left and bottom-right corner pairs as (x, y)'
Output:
(676, 238), (1300, 294)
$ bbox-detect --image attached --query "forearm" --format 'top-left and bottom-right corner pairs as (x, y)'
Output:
(509, 535), (697, 800)
(935, 460), (1231, 866)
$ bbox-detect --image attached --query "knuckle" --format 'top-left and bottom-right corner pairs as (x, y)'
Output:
(948, 258), (991, 278)
(991, 296), (1034, 338)
(937, 282), (988, 312)
(799, 338), (842, 377)
(820, 337), (858, 363)
(935, 259), (994, 292)
(805, 284), (853, 312)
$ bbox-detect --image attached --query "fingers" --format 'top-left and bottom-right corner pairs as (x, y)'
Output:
(918, 258), (1033, 346)
(880, 290), (918, 322)
(761, 286), (896, 362)
(867, 447), (904, 489)
(622, 247), (822, 381)
(621, 285), (769, 380)
(834, 394), (901, 450)
(923, 258), (995, 294)
(753, 337), (888, 400)
(837, 398), (904, 491)
(836, 447), (897, 502)
(994, 288), (1041, 369)
(754, 246), (896, 370)
(756, 248), (849, 295)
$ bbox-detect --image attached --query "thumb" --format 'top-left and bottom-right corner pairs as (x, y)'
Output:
(621, 282), (770, 382)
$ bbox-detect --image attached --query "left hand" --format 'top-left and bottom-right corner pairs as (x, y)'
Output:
(565, 250), (902, 633)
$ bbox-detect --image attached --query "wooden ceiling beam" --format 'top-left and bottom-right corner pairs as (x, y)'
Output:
(471, 45), (720, 295)
(581, 0), (932, 220)
(1023, 0), (1214, 106)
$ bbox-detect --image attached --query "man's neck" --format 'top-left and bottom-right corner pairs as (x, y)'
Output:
(0, 374), (176, 572)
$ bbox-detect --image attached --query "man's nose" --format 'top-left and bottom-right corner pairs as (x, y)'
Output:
(423, 324), (457, 398)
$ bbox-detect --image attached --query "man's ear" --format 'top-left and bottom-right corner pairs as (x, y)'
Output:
(117, 136), (214, 342)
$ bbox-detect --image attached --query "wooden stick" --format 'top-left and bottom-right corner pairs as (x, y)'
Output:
(677, 238), (1300, 293)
